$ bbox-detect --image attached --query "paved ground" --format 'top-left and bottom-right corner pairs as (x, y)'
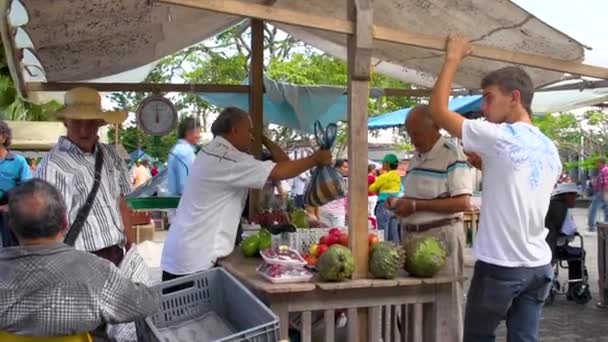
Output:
(463, 208), (608, 341)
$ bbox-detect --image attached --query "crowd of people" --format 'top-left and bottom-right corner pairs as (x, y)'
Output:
(0, 34), (592, 342)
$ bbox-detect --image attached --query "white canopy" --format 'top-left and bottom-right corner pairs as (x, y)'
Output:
(7, 0), (587, 90)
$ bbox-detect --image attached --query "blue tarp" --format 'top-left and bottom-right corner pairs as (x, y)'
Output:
(200, 77), (347, 134)
(128, 148), (155, 162)
(368, 95), (482, 129)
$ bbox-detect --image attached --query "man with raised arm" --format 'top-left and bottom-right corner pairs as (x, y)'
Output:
(428, 35), (561, 342)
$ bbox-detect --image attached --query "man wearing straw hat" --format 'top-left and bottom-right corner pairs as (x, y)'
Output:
(35, 87), (132, 265)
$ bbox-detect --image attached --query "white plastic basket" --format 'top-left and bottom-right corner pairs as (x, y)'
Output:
(271, 228), (384, 253)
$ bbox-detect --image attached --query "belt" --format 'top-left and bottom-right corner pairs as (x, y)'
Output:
(404, 217), (462, 233)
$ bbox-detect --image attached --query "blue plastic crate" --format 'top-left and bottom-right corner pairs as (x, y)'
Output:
(136, 268), (279, 342)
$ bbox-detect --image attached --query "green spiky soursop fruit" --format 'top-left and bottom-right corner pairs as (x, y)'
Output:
(404, 236), (447, 278)
(318, 245), (355, 281)
(369, 241), (406, 279)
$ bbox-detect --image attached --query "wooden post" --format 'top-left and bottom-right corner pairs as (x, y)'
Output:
(348, 0), (372, 340)
(249, 19), (264, 218)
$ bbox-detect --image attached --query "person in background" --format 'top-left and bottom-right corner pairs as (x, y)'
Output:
(168, 117), (200, 197)
(368, 164), (378, 216)
(132, 159), (151, 188)
(0, 179), (158, 338)
(161, 107), (332, 279)
(27, 158), (37, 173)
(428, 35), (560, 342)
(292, 170), (309, 209)
(370, 154), (402, 241)
(0, 120), (33, 247)
(318, 159), (348, 227)
(587, 157), (608, 233)
(150, 161), (160, 177)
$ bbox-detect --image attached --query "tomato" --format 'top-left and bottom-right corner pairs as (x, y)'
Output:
(329, 227), (342, 236)
(306, 255), (318, 266)
(368, 233), (379, 248)
(338, 233), (349, 246)
(319, 236), (328, 245)
(317, 244), (329, 257)
(325, 234), (339, 246)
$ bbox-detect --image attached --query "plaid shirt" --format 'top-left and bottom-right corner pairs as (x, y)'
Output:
(35, 137), (132, 252)
(0, 243), (159, 336)
(595, 165), (608, 192)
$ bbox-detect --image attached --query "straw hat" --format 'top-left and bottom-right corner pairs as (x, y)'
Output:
(552, 182), (579, 197)
(54, 87), (128, 125)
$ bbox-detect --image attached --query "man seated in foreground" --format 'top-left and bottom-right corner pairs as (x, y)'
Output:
(0, 179), (159, 338)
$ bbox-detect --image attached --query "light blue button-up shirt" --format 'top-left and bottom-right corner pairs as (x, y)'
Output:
(168, 139), (196, 196)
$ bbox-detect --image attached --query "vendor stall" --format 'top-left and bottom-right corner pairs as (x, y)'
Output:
(3, 0), (608, 341)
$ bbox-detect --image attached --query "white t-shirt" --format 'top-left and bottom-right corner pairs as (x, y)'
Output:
(161, 137), (275, 274)
(462, 120), (561, 267)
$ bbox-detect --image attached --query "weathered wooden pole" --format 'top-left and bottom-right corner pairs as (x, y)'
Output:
(249, 19), (264, 218)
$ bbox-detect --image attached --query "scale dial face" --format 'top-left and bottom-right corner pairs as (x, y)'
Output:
(136, 95), (178, 136)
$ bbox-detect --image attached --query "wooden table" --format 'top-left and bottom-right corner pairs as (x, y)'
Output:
(218, 253), (460, 342)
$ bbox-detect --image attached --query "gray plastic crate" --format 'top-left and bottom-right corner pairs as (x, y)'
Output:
(136, 268), (280, 342)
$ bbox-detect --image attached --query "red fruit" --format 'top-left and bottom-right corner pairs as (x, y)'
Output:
(326, 234), (339, 246)
(368, 233), (379, 247)
(319, 236), (328, 245)
(317, 244), (329, 257)
(306, 255), (318, 266)
(329, 228), (342, 236)
(338, 233), (349, 246)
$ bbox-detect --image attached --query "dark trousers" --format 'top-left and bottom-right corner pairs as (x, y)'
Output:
(0, 212), (17, 247)
(162, 270), (194, 294)
(464, 261), (553, 342)
(294, 195), (305, 209)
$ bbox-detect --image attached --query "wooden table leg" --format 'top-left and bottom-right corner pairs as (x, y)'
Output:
(271, 301), (290, 340)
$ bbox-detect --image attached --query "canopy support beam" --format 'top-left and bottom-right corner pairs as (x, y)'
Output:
(25, 82), (250, 93)
(248, 19), (265, 219)
(348, 0), (372, 340)
(161, 0), (608, 79)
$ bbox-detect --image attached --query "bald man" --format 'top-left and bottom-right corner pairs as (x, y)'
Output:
(387, 104), (474, 341)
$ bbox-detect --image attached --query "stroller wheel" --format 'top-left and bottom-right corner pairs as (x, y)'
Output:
(568, 283), (592, 305)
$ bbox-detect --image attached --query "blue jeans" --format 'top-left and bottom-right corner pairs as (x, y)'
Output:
(464, 261), (553, 342)
(375, 202), (400, 242)
(587, 193), (608, 229)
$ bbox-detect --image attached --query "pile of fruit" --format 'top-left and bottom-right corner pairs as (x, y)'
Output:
(240, 229), (272, 257)
(251, 209), (290, 228)
(302, 228), (380, 268)
(318, 245), (354, 282)
(257, 246), (313, 283)
(366, 235), (448, 279)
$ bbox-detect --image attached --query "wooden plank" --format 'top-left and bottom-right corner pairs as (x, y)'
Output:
(324, 310), (336, 342)
(25, 82), (250, 93)
(301, 311), (312, 342)
(347, 308), (359, 342)
(390, 305), (397, 342)
(422, 302), (437, 342)
(368, 306), (381, 342)
(400, 305), (407, 342)
(161, 0), (608, 79)
(271, 302), (290, 340)
(248, 18), (264, 220)
(383, 306), (391, 342)
(407, 303), (423, 342)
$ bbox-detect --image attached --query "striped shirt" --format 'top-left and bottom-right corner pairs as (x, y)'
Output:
(402, 136), (473, 225)
(35, 137), (132, 252)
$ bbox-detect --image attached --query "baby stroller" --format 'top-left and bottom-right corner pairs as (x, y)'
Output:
(544, 183), (592, 305)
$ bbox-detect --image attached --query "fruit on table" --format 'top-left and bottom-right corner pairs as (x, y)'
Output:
(328, 227), (342, 236)
(305, 255), (318, 266)
(309, 243), (319, 257)
(258, 229), (272, 250)
(317, 244), (329, 257)
(368, 233), (380, 248)
(338, 233), (349, 247)
(325, 234), (339, 246)
(241, 235), (260, 257)
(252, 209), (290, 228)
(369, 241), (406, 279)
(319, 236), (328, 245)
(403, 236), (447, 278)
(291, 209), (309, 228)
(318, 245), (355, 282)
